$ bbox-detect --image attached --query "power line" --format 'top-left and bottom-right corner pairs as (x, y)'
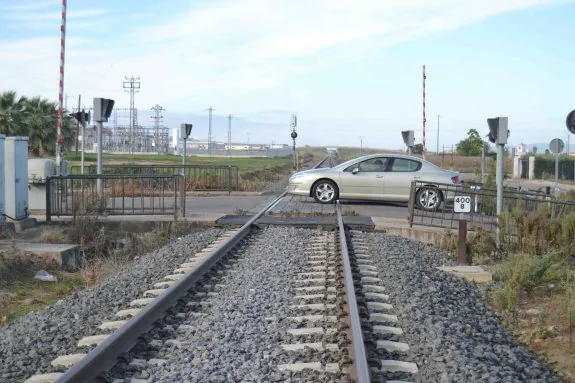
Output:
(123, 76), (141, 154)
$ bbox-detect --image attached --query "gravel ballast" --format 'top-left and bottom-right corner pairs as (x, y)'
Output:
(358, 232), (562, 383)
(0, 228), (222, 383)
(150, 227), (348, 382)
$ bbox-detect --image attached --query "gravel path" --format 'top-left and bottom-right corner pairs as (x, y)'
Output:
(150, 226), (348, 382)
(0, 228), (223, 383)
(358, 232), (562, 383)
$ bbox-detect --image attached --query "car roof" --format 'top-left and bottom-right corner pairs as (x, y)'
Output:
(346, 153), (431, 162)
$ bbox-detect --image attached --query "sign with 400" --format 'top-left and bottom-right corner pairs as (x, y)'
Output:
(454, 195), (471, 213)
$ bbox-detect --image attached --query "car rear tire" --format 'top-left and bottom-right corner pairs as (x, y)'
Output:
(312, 180), (338, 204)
(415, 186), (443, 212)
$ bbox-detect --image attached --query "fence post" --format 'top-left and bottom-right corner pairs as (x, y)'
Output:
(46, 177), (52, 222)
(228, 166), (232, 195)
(181, 175), (186, 218)
(408, 181), (416, 227)
(458, 214), (469, 265)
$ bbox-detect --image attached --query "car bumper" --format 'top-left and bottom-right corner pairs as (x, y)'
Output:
(287, 179), (314, 196)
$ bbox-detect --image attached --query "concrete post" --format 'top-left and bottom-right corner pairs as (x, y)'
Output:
(96, 121), (103, 196)
(496, 144), (504, 248)
(528, 156), (535, 179)
(513, 157), (520, 178)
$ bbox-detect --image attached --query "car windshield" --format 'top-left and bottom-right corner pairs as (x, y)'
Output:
(334, 156), (371, 170)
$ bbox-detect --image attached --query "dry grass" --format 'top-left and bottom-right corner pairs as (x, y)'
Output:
(0, 247), (36, 288)
(80, 221), (190, 287)
(0, 245), (84, 325)
(40, 227), (70, 244)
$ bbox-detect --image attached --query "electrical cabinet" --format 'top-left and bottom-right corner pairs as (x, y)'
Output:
(0, 135), (5, 225)
(29, 158), (56, 184)
(28, 158), (56, 211)
(5, 137), (29, 220)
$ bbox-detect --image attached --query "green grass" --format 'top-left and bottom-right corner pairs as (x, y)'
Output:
(1, 273), (84, 325)
(64, 153), (292, 173)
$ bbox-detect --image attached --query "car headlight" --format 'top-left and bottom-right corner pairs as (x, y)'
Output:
(289, 173), (306, 182)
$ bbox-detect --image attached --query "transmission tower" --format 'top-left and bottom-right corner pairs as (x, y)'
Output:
(207, 106), (214, 155)
(151, 104), (165, 153)
(123, 76), (141, 154)
(227, 114), (233, 157)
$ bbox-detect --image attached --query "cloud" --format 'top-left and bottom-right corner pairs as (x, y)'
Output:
(0, 0), (565, 146)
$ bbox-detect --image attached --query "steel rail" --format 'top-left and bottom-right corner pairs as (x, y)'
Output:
(312, 155), (331, 169)
(58, 191), (287, 382)
(337, 200), (371, 383)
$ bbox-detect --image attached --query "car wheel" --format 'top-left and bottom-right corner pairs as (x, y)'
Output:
(312, 180), (338, 204)
(416, 187), (443, 212)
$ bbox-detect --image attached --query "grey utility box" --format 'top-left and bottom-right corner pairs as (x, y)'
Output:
(29, 158), (56, 212)
(0, 135), (5, 225)
(5, 137), (29, 220)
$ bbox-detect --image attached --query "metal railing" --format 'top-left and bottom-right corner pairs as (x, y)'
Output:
(71, 164), (239, 193)
(46, 174), (185, 221)
(408, 180), (559, 232)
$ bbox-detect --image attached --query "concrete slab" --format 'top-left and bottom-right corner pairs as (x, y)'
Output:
(4, 217), (38, 233)
(216, 215), (375, 230)
(371, 217), (447, 244)
(0, 242), (81, 270)
(437, 266), (492, 283)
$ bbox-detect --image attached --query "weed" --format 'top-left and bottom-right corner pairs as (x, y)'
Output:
(558, 270), (575, 350)
(0, 246), (50, 288)
(233, 208), (250, 215)
(435, 229), (457, 257)
(467, 227), (497, 264)
(40, 227), (70, 244)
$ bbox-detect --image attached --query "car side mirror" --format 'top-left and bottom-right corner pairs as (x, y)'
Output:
(351, 167), (360, 174)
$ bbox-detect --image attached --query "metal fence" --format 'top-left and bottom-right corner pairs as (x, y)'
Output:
(46, 174), (185, 221)
(407, 180), (564, 232)
(71, 165), (239, 193)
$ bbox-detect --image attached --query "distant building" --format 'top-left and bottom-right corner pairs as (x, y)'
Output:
(514, 143), (527, 157)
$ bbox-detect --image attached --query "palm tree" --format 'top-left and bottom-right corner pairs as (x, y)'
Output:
(0, 91), (27, 136)
(0, 90), (76, 156)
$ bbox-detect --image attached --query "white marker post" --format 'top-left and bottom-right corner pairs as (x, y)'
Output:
(454, 195), (471, 264)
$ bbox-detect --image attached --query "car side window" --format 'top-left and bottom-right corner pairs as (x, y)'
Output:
(345, 158), (388, 172)
(390, 158), (421, 172)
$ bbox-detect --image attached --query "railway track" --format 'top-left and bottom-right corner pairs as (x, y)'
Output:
(24, 156), (417, 383)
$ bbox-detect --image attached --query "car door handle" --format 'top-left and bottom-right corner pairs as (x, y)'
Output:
(413, 176), (421, 179)
(376, 175), (384, 179)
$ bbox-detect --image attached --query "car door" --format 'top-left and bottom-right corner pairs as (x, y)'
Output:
(339, 157), (389, 199)
(384, 157), (422, 201)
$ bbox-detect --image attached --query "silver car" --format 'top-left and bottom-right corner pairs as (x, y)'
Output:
(288, 153), (460, 211)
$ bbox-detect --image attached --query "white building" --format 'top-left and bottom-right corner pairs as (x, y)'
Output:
(514, 143), (527, 157)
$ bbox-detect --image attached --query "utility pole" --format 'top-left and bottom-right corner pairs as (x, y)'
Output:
(422, 65), (427, 159)
(359, 136), (365, 156)
(481, 141), (486, 182)
(150, 104), (165, 153)
(290, 114), (298, 170)
(55, 0), (67, 173)
(227, 114), (233, 157)
(75, 94), (81, 155)
(123, 76), (141, 154)
(65, 93), (73, 111)
(207, 106), (214, 156)
(437, 114), (440, 154)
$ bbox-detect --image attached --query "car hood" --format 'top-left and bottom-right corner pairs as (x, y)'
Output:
(291, 168), (332, 177)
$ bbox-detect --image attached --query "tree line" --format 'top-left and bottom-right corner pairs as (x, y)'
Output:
(0, 90), (77, 157)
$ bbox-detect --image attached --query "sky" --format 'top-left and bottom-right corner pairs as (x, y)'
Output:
(1, 0), (575, 150)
